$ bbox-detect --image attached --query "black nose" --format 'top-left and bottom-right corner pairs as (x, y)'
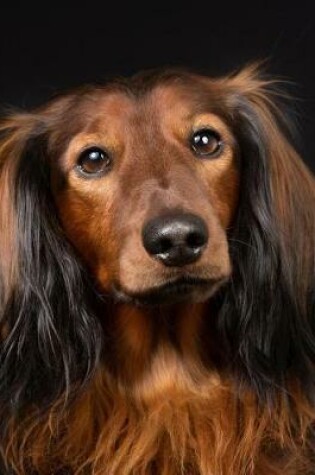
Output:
(142, 212), (209, 267)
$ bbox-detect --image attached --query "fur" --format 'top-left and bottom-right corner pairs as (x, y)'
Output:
(0, 64), (314, 474)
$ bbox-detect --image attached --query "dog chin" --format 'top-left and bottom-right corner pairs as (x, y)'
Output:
(111, 276), (227, 307)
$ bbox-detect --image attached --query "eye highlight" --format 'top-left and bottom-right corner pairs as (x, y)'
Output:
(76, 147), (111, 177)
(190, 128), (223, 157)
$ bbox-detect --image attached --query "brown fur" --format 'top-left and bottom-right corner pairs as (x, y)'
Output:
(4, 366), (315, 474)
(1, 64), (315, 474)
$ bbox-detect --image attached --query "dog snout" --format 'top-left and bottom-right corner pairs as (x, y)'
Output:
(142, 212), (209, 267)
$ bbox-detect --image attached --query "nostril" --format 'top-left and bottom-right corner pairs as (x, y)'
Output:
(157, 237), (173, 254)
(186, 231), (207, 249)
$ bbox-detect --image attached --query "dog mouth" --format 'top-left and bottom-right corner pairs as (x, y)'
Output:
(112, 276), (226, 307)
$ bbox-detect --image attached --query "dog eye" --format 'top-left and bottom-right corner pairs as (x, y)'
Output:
(77, 147), (111, 176)
(190, 129), (222, 157)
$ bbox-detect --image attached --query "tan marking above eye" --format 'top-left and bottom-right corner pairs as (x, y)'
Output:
(161, 109), (235, 155)
(191, 114), (234, 144)
(61, 133), (123, 174)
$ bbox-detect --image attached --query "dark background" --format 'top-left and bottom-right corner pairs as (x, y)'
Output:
(0, 4), (314, 171)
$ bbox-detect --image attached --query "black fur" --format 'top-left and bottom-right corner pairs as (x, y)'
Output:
(214, 95), (315, 401)
(0, 134), (103, 418)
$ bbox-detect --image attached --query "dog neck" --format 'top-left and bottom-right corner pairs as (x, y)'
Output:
(102, 301), (213, 390)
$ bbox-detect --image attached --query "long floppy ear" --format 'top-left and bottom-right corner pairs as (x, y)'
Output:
(0, 106), (103, 417)
(215, 64), (315, 400)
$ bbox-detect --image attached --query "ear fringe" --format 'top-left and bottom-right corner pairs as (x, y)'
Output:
(0, 114), (38, 307)
(224, 59), (296, 96)
(0, 113), (103, 416)
(215, 68), (315, 400)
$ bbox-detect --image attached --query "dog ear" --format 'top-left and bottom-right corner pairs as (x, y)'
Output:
(215, 64), (315, 400)
(0, 104), (102, 415)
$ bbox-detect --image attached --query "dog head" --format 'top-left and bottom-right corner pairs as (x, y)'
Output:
(0, 64), (314, 410)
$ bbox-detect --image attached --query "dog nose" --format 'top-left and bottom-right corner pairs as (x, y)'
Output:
(142, 212), (209, 267)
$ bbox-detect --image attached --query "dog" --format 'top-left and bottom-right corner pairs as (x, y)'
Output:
(0, 64), (314, 474)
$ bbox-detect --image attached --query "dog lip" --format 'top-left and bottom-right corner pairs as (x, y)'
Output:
(111, 275), (222, 306)
(150, 276), (215, 294)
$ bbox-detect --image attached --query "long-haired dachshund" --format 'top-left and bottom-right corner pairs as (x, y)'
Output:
(0, 64), (314, 475)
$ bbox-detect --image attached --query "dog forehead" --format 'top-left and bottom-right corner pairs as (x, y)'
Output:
(88, 82), (203, 131)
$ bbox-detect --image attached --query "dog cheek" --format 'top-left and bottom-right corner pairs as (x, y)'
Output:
(209, 167), (240, 229)
(52, 193), (104, 272)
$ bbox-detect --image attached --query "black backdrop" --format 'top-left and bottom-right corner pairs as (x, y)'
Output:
(0, 4), (314, 171)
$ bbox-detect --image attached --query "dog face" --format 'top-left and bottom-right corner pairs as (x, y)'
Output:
(51, 77), (239, 306)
